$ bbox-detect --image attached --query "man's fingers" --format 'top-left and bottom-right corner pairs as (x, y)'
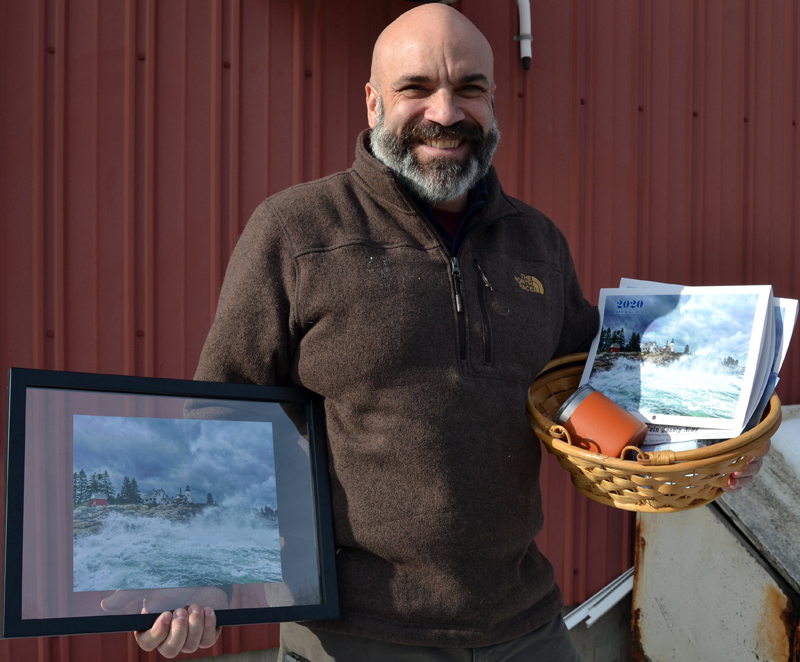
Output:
(158, 607), (189, 658)
(157, 608), (191, 658)
(725, 474), (746, 493)
(742, 456), (763, 476)
(199, 607), (222, 649)
(724, 440), (771, 492)
(133, 605), (220, 658)
(134, 611), (173, 652)
(180, 605), (205, 653)
(743, 439), (771, 475)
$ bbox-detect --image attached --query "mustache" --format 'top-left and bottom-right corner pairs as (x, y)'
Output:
(398, 119), (485, 146)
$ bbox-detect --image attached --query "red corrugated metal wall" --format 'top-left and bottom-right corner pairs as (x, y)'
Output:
(1, 0), (798, 659)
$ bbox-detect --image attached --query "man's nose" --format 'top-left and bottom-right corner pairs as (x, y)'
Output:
(423, 90), (465, 126)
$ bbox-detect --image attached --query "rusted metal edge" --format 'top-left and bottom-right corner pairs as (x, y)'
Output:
(712, 500), (800, 603)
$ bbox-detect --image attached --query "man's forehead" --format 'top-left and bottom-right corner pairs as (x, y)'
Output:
(379, 37), (494, 88)
(371, 7), (494, 88)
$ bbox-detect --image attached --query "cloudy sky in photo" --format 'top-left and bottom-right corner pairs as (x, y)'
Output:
(600, 290), (768, 364)
(73, 415), (276, 508)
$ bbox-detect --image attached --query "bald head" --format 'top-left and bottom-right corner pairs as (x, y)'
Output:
(364, 5), (499, 211)
(370, 5), (494, 94)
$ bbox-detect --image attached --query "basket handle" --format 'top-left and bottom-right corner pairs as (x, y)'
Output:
(621, 445), (678, 466)
(528, 399), (574, 445)
(547, 423), (573, 445)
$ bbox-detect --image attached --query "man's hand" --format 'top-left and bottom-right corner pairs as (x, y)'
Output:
(100, 587), (227, 658)
(724, 440), (770, 493)
(134, 604), (221, 658)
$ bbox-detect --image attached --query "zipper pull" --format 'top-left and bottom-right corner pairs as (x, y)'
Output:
(450, 256), (463, 312)
(475, 260), (493, 290)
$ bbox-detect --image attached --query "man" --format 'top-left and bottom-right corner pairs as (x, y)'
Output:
(131, 4), (764, 660)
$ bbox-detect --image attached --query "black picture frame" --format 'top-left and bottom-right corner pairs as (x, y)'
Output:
(3, 367), (338, 638)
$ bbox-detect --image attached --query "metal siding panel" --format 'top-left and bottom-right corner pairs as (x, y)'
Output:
(210, 0), (225, 343)
(123, 0), (138, 376)
(290, 0), (305, 186)
(62, 0), (97, 372)
(0, 6), (54, 658)
(749, 4), (795, 301)
(695, 0), (745, 286)
(180, 2), (216, 379)
(225, 0), (243, 286)
(1, 0), (39, 373)
(50, 0), (67, 373)
(152, 0), (191, 379)
(137, 0), (156, 379)
(586, 2), (640, 294)
(517, 2), (564, 217)
(96, 2), (129, 376)
(644, 1), (694, 285)
(743, 0), (760, 287)
(788, 0), (800, 407)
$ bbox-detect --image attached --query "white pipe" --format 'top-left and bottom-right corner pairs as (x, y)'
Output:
(516, 0), (532, 70)
(563, 567), (634, 630)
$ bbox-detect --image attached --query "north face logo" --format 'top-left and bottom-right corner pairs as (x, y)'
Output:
(515, 274), (544, 294)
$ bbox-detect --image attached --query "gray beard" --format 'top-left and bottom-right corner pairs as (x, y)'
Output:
(369, 100), (500, 205)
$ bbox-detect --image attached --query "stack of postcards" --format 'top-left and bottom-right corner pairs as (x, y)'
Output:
(580, 279), (798, 452)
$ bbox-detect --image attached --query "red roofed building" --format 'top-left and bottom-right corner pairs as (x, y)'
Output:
(88, 493), (108, 507)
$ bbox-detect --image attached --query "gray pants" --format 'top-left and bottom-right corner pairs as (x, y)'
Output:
(278, 615), (581, 662)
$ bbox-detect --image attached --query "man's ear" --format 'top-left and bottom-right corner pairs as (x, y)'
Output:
(365, 82), (379, 128)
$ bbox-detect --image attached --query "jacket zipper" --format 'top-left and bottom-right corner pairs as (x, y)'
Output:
(475, 260), (493, 365)
(450, 256), (467, 361)
(396, 186), (502, 367)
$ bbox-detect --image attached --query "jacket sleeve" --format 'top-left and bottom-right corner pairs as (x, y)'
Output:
(194, 199), (299, 386)
(553, 236), (599, 357)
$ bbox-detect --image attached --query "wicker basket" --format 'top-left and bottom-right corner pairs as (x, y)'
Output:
(527, 352), (782, 513)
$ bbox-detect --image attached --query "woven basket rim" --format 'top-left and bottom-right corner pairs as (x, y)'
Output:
(528, 352), (781, 474)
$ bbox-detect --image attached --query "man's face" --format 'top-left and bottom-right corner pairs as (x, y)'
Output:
(366, 19), (499, 205)
(369, 97), (500, 205)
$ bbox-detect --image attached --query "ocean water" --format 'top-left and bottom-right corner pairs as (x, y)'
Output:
(73, 507), (282, 592)
(589, 354), (743, 420)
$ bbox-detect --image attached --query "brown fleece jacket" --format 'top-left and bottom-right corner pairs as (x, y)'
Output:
(195, 130), (599, 647)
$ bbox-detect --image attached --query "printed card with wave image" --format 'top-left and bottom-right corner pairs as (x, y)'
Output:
(580, 284), (775, 436)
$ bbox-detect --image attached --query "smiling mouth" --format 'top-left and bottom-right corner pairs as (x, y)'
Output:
(424, 139), (462, 150)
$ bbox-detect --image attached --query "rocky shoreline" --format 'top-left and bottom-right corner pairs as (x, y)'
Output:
(73, 503), (207, 538)
(591, 351), (688, 372)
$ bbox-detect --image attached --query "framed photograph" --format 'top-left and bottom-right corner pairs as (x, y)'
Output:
(3, 368), (338, 638)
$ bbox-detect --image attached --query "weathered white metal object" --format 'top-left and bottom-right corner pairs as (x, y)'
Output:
(633, 504), (798, 661)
